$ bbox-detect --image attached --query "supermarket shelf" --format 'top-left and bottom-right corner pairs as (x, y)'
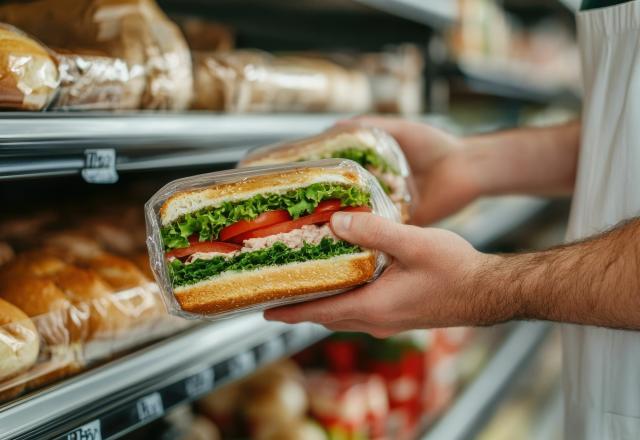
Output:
(422, 322), (551, 440)
(440, 196), (549, 250)
(0, 315), (329, 440)
(453, 63), (581, 105)
(352, 0), (457, 28)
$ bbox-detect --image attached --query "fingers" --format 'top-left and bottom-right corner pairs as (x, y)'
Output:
(264, 287), (365, 324)
(330, 212), (417, 261)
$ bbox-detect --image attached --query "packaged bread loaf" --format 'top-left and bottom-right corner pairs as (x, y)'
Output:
(0, 0), (193, 110)
(239, 126), (415, 223)
(52, 49), (144, 110)
(146, 160), (399, 319)
(191, 50), (371, 113)
(0, 23), (59, 110)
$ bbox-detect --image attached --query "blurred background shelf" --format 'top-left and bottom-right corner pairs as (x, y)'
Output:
(0, 316), (328, 440)
(421, 322), (551, 440)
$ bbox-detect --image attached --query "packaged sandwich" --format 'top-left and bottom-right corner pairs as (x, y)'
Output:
(145, 160), (399, 319)
(191, 50), (371, 113)
(0, 23), (59, 110)
(239, 126), (415, 223)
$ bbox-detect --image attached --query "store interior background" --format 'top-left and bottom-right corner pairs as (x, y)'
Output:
(0, 0), (586, 439)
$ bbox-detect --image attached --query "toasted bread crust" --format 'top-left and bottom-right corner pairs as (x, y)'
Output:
(240, 126), (377, 167)
(174, 252), (376, 315)
(159, 167), (364, 226)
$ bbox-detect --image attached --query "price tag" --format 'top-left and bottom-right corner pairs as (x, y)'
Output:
(136, 392), (164, 422)
(184, 368), (214, 398)
(258, 337), (285, 361)
(81, 149), (118, 184)
(65, 420), (101, 440)
(227, 351), (255, 379)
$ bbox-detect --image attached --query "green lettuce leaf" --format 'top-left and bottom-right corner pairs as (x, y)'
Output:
(168, 238), (362, 287)
(329, 148), (398, 175)
(161, 183), (370, 250)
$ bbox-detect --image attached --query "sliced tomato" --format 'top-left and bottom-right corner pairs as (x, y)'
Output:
(314, 199), (342, 213)
(230, 210), (335, 243)
(166, 241), (241, 259)
(342, 206), (372, 213)
(219, 209), (291, 242)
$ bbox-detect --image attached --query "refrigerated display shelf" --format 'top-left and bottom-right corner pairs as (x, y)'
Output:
(422, 322), (551, 440)
(352, 0), (457, 28)
(0, 315), (329, 440)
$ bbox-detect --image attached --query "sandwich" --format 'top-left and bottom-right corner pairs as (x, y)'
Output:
(239, 126), (412, 222)
(154, 165), (379, 315)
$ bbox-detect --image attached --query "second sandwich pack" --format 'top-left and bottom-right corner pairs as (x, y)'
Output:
(145, 160), (399, 319)
(239, 126), (415, 223)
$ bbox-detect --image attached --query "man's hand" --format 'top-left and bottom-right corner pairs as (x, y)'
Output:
(339, 116), (479, 226)
(264, 212), (508, 338)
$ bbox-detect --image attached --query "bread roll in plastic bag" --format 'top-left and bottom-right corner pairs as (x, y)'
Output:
(191, 50), (371, 113)
(146, 160), (400, 319)
(0, 23), (59, 110)
(0, 0), (192, 110)
(239, 126), (415, 223)
(52, 49), (145, 110)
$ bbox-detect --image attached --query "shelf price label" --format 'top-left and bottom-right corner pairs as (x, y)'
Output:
(227, 351), (255, 379)
(136, 392), (164, 422)
(258, 337), (285, 361)
(65, 420), (101, 440)
(184, 368), (215, 398)
(82, 149), (118, 184)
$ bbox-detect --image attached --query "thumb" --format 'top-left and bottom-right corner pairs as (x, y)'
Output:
(330, 212), (415, 260)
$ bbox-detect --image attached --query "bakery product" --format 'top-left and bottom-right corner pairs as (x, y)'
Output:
(239, 126), (413, 222)
(0, 0), (193, 110)
(155, 166), (377, 315)
(0, 298), (39, 382)
(0, 23), (58, 110)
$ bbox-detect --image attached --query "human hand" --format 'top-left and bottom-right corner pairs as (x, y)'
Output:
(264, 212), (510, 338)
(337, 116), (479, 226)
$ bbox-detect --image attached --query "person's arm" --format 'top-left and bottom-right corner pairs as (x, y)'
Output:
(265, 212), (640, 336)
(342, 117), (581, 225)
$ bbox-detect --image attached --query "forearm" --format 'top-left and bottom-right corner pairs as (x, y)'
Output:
(476, 218), (640, 330)
(460, 120), (581, 198)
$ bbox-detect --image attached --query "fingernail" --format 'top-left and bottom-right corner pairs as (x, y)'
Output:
(331, 212), (352, 234)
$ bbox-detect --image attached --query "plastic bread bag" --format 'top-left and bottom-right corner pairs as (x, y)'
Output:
(52, 49), (145, 110)
(0, 23), (59, 110)
(175, 16), (235, 51)
(239, 125), (415, 223)
(190, 50), (371, 113)
(145, 159), (400, 320)
(0, 0), (193, 110)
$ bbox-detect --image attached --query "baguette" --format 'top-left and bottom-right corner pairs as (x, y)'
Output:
(174, 252), (375, 315)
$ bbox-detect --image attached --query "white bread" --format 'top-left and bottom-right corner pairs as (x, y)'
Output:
(0, 24), (58, 110)
(160, 167), (365, 226)
(239, 126), (380, 168)
(0, 298), (39, 382)
(174, 252), (376, 315)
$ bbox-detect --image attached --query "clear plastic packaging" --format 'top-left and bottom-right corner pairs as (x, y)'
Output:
(191, 50), (372, 113)
(0, 0), (193, 110)
(145, 159), (400, 320)
(239, 125), (415, 223)
(52, 49), (145, 110)
(0, 23), (59, 111)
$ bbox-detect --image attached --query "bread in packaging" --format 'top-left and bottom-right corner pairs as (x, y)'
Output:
(191, 50), (371, 113)
(0, 0), (193, 110)
(0, 299), (39, 383)
(0, 23), (59, 110)
(176, 16), (234, 51)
